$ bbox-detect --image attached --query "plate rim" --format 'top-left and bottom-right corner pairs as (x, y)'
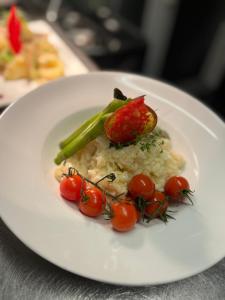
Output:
(1, 70), (224, 126)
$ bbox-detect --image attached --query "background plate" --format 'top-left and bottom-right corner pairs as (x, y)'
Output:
(0, 72), (225, 286)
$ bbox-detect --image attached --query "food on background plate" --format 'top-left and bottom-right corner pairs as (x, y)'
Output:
(0, 6), (64, 81)
(54, 88), (194, 232)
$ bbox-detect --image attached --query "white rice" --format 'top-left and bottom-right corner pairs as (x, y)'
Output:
(55, 128), (185, 194)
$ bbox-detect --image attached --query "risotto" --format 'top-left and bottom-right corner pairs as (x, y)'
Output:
(55, 128), (185, 195)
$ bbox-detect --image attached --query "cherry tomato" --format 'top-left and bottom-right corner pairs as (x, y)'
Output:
(104, 97), (157, 143)
(164, 176), (191, 202)
(110, 199), (137, 232)
(128, 174), (155, 199)
(79, 187), (106, 217)
(145, 191), (168, 218)
(60, 175), (86, 202)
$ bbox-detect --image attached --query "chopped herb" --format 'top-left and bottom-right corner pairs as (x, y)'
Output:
(138, 131), (160, 151)
(108, 127), (169, 152)
(109, 140), (136, 149)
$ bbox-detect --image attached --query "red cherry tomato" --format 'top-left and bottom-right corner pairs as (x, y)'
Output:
(110, 199), (137, 232)
(145, 191), (168, 218)
(128, 174), (155, 199)
(164, 176), (192, 203)
(79, 187), (106, 217)
(60, 175), (86, 202)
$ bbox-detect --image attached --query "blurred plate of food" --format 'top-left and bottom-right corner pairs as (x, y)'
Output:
(0, 6), (89, 107)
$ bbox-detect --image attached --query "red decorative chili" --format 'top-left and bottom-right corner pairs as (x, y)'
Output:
(7, 5), (22, 54)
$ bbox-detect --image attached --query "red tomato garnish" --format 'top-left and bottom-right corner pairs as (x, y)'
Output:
(79, 187), (106, 217)
(7, 5), (22, 53)
(128, 173), (155, 200)
(145, 191), (168, 218)
(110, 199), (137, 232)
(60, 175), (86, 202)
(104, 97), (157, 143)
(164, 176), (193, 204)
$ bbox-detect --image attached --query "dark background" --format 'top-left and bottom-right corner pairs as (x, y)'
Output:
(4, 0), (225, 119)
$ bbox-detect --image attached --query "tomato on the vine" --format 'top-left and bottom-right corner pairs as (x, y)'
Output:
(164, 176), (193, 203)
(79, 187), (106, 217)
(60, 175), (86, 202)
(145, 191), (168, 218)
(128, 174), (155, 200)
(110, 199), (138, 232)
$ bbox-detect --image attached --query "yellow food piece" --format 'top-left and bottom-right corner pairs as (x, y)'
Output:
(0, 29), (10, 69)
(4, 55), (28, 80)
(38, 53), (64, 80)
(0, 32), (7, 52)
(0, 19), (64, 82)
(21, 21), (33, 42)
(34, 35), (57, 56)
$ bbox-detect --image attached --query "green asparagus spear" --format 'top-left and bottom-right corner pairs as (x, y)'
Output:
(59, 113), (99, 149)
(54, 90), (131, 165)
(54, 113), (110, 165)
(59, 98), (130, 149)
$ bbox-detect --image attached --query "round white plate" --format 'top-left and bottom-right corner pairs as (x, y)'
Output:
(0, 72), (225, 286)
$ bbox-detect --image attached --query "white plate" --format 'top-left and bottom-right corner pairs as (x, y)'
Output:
(0, 20), (89, 107)
(0, 72), (225, 286)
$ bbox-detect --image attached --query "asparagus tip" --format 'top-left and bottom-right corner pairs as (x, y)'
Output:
(59, 141), (65, 149)
(54, 153), (65, 165)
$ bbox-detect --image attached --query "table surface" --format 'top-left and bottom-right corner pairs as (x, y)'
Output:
(1, 21), (225, 300)
(1, 218), (225, 300)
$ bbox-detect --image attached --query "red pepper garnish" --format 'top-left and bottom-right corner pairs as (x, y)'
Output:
(7, 5), (22, 54)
